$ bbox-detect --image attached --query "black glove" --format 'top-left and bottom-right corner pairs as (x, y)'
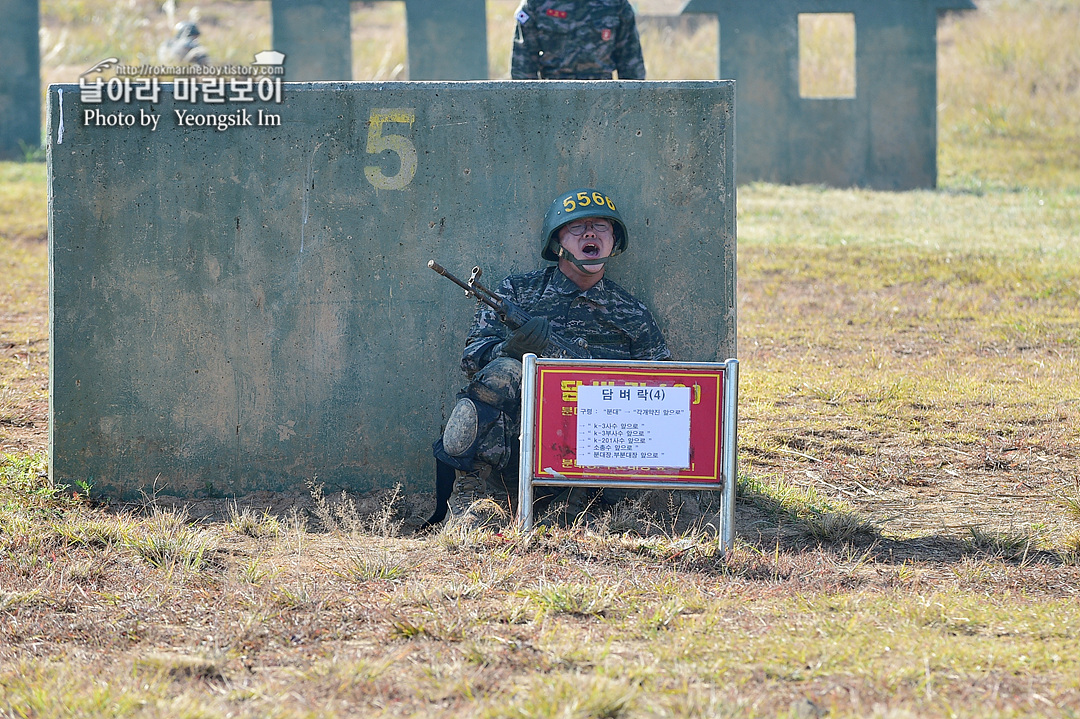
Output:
(502, 316), (551, 360)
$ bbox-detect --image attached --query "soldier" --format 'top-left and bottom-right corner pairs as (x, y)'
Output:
(426, 188), (669, 529)
(511, 0), (646, 80)
(158, 21), (210, 66)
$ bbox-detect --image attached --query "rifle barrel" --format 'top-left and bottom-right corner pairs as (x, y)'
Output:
(428, 259), (588, 358)
(427, 259), (453, 279)
(428, 259), (505, 314)
(427, 260), (472, 292)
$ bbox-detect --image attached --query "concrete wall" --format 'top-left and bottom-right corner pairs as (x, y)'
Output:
(682, 0), (975, 189)
(47, 81), (735, 499)
(0, 0), (41, 158)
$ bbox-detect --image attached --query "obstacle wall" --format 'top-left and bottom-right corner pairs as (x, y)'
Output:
(683, 0), (975, 189)
(270, 0), (488, 81)
(47, 81), (735, 498)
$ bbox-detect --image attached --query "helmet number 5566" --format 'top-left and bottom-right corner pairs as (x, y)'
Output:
(563, 191), (616, 213)
(365, 108), (417, 191)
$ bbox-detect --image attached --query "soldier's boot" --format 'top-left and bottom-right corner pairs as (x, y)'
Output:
(446, 464), (489, 518)
(446, 463), (508, 530)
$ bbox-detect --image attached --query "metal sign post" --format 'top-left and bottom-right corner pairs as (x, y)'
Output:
(518, 355), (739, 552)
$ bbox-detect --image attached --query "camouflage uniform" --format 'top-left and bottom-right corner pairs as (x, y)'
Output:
(511, 0), (646, 80)
(435, 265), (669, 476)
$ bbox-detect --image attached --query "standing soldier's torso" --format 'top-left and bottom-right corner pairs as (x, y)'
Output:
(529, 0), (628, 79)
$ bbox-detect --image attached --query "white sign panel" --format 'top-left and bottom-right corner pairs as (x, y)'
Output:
(575, 385), (691, 468)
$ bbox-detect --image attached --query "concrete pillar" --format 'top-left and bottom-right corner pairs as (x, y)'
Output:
(404, 0), (488, 80)
(0, 0), (41, 158)
(272, 0), (352, 80)
(682, 0), (975, 189)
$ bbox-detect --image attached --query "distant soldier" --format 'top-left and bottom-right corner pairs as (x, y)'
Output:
(511, 0), (646, 80)
(158, 21), (210, 66)
(425, 188), (669, 529)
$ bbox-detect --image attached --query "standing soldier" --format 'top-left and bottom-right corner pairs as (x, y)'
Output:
(511, 0), (646, 80)
(158, 21), (210, 66)
(426, 188), (669, 529)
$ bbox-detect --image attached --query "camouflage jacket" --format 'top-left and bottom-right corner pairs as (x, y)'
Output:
(461, 266), (670, 376)
(511, 0), (646, 80)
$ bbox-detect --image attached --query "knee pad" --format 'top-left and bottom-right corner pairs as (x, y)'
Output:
(438, 395), (504, 465)
(442, 398), (479, 457)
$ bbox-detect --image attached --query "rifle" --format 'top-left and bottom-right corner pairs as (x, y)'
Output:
(427, 260), (590, 359)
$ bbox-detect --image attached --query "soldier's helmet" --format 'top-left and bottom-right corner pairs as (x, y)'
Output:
(175, 21), (201, 40)
(540, 188), (628, 262)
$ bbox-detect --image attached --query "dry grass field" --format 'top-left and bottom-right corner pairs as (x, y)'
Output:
(2, 0), (1080, 716)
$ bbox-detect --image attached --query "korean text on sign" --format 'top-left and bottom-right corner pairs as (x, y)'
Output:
(575, 385), (691, 468)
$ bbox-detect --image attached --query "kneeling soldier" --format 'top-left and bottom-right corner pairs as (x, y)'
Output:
(428, 188), (670, 528)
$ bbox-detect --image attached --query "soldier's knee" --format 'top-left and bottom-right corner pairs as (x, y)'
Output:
(467, 357), (522, 414)
(443, 398), (479, 457)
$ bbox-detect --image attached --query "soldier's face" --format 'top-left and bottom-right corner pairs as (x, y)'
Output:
(557, 217), (615, 273)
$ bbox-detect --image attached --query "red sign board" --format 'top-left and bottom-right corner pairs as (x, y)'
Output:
(532, 365), (724, 483)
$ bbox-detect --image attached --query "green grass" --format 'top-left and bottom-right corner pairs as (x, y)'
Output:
(738, 183), (1080, 254)
(327, 550), (410, 583)
(518, 582), (619, 618)
(0, 162), (48, 425)
(225, 501), (283, 538)
(939, 0), (1080, 191)
(126, 507), (218, 572)
(0, 162), (48, 354)
(736, 184), (1080, 524)
(0, 162), (47, 240)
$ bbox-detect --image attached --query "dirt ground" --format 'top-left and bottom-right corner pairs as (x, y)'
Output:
(3, 233), (1078, 558)
(5, 343), (1076, 564)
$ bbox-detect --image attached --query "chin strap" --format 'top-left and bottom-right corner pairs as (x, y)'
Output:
(556, 244), (619, 275)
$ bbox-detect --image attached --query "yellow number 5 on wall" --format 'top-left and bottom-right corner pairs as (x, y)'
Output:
(365, 108), (417, 190)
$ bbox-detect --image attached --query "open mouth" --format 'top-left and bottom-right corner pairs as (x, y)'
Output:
(581, 242), (601, 258)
